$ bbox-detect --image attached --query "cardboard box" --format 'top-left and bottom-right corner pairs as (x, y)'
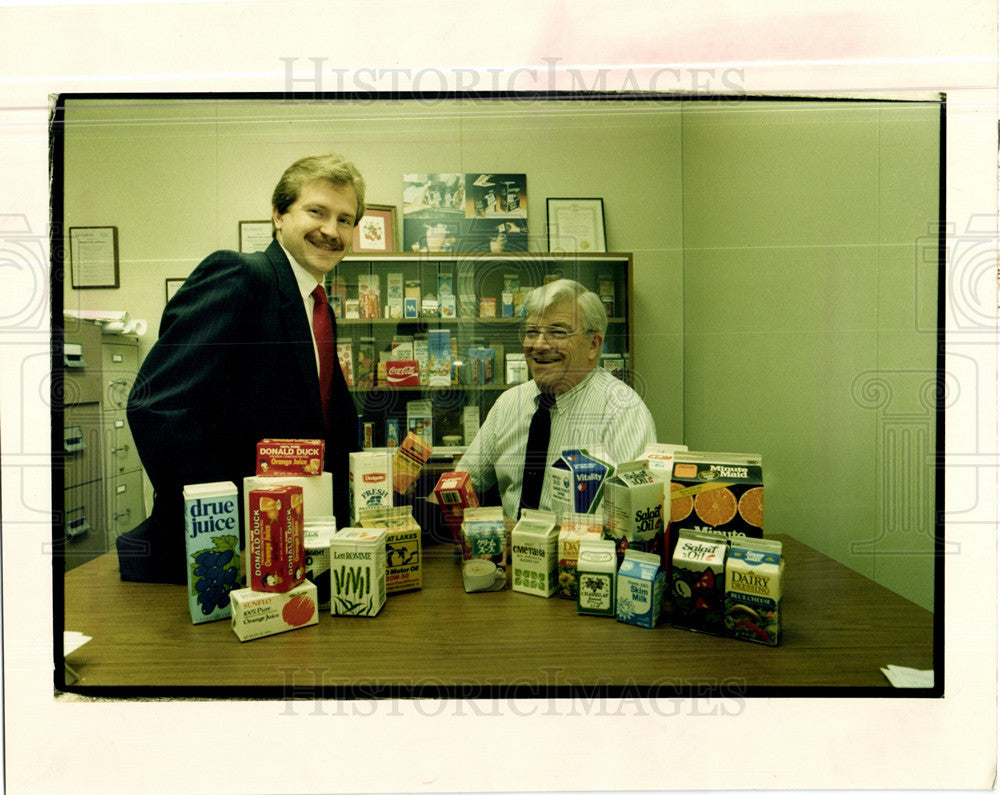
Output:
(359, 506), (422, 593)
(576, 537), (618, 617)
(505, 353), (528, 385)
(479, 297), (496, 317)
(549, 447), (614, 519)
(404, 280), (421, 318)
(244, 472), (333, 522)
(329, 527), (387, 616)
(356, 337), (375, 387)
(304, 517), (337, 611)
(230, 580), (319, 641)
(670, 528), (728, 635)
(247, 484), (305, 593)
(357, 273), (380, 319)
(433, 470), (480, 545)
(603, 460), (666, 563)
(557, 513), (605, 600)
(725, 537), (784, 646)
(462, 405), (480, 445)
(348, 451), (393, 523)
(511, 509), (559, 597)
(255, 438), (324, 477)
(183, 481), (241, 624)
(616, 549), (665, 629)
(385, 359), (420, 387)
(461, 506), (507, 592)
(392, 431), (432, 494)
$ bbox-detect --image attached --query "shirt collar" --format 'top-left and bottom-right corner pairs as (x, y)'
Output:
(533, 366), (599, 412)
(279, 242), (324, 302)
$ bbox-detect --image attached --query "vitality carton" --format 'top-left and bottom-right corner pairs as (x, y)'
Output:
(183, 481), (241, 624)
(556, 513), (604, 600)
(549, 447), (614, 518)
(348, 450), (393, 523)
(576, 537), (618, 617)
(255, 438), (324, 476)
(725, 537), (784, 646)
(603, 460), (665, 563)
(230, 580), (319, 642)
(304, 517), (337, 610)
(247, 484), (305, 593)
(359, 506), (422, 593)
(460, 506), (507, 592)
(511, 509), (559, 597)
(616, 549), (665, 629)
(329, 528), (387, 616)
(670, 528), (728, 636)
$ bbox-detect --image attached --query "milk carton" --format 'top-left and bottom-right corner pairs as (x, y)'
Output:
(725, 538), (784, 646)
(511, 509), (559, 597)
(348, 451), (393, 523)
(329, 527), (387, 616)
(230, 580), (319, 641)
(670, 528), (728, 635)
(304, 517), (337, 610)
(247, 485), (305, 593)
(460, 506), (507, 592)
(576, 537), (618, 617)
(359, 506), (422, 593)
(603, 460), (665, 563)
(549, 447), (614, 518)
(616, 549), (665, 629)
(183, 481), (240, 624)
(556, 513), (604, 600)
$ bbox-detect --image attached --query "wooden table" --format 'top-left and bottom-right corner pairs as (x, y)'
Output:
(60, 534), (936, 696)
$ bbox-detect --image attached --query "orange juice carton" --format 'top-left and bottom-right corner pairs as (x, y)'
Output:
(549, 446), (615, 518)
(460, 506), (507, 592)
(576, 537), (618, 617)
(603, 460), (666, 564)
(247, 484), (305, 593)
(244, 472), (333, 520)
(392, 430), (433, 495)
(349, 450), (393, 522)
(433, 470), (480, 545)
(255, 438), (324, 476)
(329, 527), (387, 616)
(724, 537), (784, 646)
(359, 506), (422, 593)
(670, 528), (728, 636)
(230, 580), (319, 642)
(667, 451), (763, 565)
(615, 549), (665, 629)
(511, 509), (559, 597)
(636, 443), (688, 483)
(183, 481), (241, 624)
(304, 516), (337, 611)
(556, 512), (604, 600)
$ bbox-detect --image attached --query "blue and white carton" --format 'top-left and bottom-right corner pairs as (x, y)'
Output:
(183, 480), (241, 624)
(615, 549), (665, 628)
(549, 447), (614, 519)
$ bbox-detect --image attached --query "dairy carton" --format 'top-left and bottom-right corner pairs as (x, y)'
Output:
(329, 527), (387, 616)
(183, 481), (241, 624)
(511, 509), (559, 597)
(359, 506), (422, 593)
(304, 517), (337, 610)
(616, 549), (665, 629)
(603, 460), (666, 563)
(549, 447), (614, 518)
(348, 451), (393, 523)
(670, 528), (728, 635)
(230, 580), (319, 641)
(725, 537), (784, 646)
(255, 438), (324, 476)
(460, 506), (507, 592)
(556, 513), (604, 600)
(247, 484), (305, 593)
(576, 537), (618, 617)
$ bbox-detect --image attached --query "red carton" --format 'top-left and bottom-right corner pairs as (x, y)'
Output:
(433, 471), (479, 545)
(247, 485), (305, 593)
(386, 359), (420, 387)
(256, 438), (324, 476)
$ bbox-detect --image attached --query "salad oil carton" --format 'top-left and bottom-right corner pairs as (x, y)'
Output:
(725, 537), (784, 646)
(183, 481), (241, 624)
(511, 509), (558, 597)
(603, 460), (665, 564)
(329, 527), (387, 616)
(576, 537), (618, 617)
(549, 447), (614, 518)
(556, 513), (604, 600)
(304, 516), (337, 611)
(460, 506), (507, 592)
(348, 450), (393, 522)
(247, 484), (305, 593)
(230, 580), (319, 641)
(670, 528), (728, 636)
(616, 549), (665, 629)
(359, 506), (422, 593)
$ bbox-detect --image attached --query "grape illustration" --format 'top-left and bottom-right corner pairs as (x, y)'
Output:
(190, 534), (241, 617)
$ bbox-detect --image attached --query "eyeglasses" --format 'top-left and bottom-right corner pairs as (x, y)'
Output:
(517, 325), (594, 344)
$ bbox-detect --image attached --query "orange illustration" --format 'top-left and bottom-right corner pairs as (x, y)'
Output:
(694, 487), (738, 526)
(282, 594), (317, 626)
(670, 481), (693, 523)
(738, 486), (764, 528)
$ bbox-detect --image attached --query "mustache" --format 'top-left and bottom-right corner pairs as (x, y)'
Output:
(307, 232), (342, 250)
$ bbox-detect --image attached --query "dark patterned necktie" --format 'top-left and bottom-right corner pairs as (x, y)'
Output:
(311, 285), (335, 425)
(519, 392), (556, 512)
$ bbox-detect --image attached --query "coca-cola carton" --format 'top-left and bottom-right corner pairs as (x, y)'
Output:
(247, 485), (305, 593)
(385, 359), (420, 387)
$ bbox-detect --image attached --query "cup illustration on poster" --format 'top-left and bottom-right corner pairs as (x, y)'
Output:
(402, 173), (464, 253)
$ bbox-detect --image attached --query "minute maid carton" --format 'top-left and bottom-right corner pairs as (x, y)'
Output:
(549, 446), (614, 518)
(329, 527), (387, 616)
(183, 481), (241, 624)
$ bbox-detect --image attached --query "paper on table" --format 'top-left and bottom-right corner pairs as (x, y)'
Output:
(880, 664), (934, 688)
(64, 631), (92, 655)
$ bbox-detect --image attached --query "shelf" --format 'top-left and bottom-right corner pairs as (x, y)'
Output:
(337, 317), (627, 325)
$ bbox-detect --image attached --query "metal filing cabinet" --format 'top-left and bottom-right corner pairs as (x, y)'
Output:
(101, 336), (144, 538)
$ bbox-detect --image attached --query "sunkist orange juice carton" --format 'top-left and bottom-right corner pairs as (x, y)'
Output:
(230, 580), (319, 642)
(255, 438), (324, 476)
(247, 484), (305, 593)
(183, 481), (241, 624)
(556, 512), (604, 600)
(359, 506), (422, 593)
(602, 460), (666, 564)
(349, 450), (393, 522)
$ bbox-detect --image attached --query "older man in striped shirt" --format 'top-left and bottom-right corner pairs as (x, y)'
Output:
(456, 278), (657, 520)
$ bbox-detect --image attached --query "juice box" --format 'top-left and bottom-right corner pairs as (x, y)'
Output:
(304, 517), (337, 610)
(392, 430), (433, 495)
(670, 528), (728, 635)
(247, 484), (305, 593)
(668, 451), (763, 564)
(230, 580), (319, 642)
(549, 447), (614, 518)
(348, 450), (393, 523)
(603, 460), (666, 563)
(404, 280), (420, 318)
(576, 537), (618, 617)
(556, 513), (604, 600)
(511, 509), (559, 597)
(725, 537), (784, 646)
(329, 527), (387, 616)
(616, 549), (665, 629)
(244, 472), (333, 519)
(255, 438), (324, 476)
(460, 506), (507, 592)
(183, 481), (241, 624)
(359, 506), (422, 593)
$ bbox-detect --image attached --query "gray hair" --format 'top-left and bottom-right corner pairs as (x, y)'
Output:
(522, 279), (608, 337)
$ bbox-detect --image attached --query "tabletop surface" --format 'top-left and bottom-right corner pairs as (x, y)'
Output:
(60, 533), (936, 696)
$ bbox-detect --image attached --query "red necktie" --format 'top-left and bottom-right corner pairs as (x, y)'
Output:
(311, 285), (335, 425)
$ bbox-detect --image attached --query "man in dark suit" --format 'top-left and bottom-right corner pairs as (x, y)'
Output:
(123, 153), (365, 582)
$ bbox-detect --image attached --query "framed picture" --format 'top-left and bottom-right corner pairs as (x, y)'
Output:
(239, 220), (273, 253)
(353, 203), (398, 253)
(546, 198), (607, 253)
(69, 226), (119, 288)
(165, 278), (185, 303)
